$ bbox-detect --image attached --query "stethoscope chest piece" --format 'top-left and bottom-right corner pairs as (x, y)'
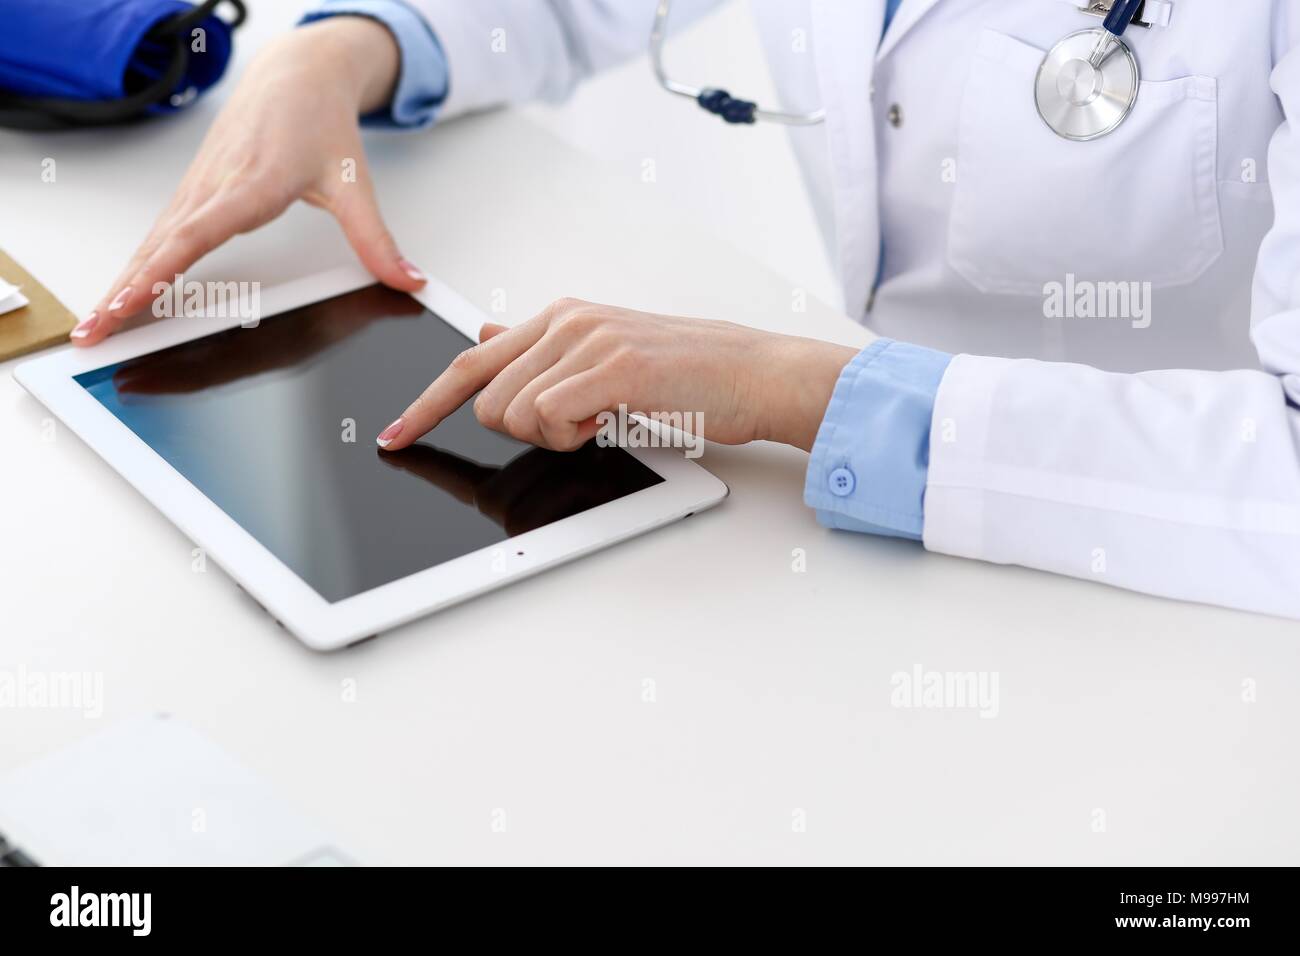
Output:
(1035, 28), (1138, 141)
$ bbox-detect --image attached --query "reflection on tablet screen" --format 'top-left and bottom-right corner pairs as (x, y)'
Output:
(75, 285), (663, 602)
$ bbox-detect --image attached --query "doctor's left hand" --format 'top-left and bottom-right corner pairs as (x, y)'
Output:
(377, 298), (857, 454)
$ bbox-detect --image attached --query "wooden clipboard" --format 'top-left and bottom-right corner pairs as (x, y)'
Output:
(0, 249), (77, 362)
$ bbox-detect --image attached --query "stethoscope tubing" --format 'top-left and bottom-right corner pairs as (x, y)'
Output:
(652, 0), (1149, 137)
(649, 0), (825, 126)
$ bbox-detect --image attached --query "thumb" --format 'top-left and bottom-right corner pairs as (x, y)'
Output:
(331, 182), (426, 292)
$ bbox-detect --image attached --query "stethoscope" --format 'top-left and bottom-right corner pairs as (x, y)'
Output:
(1034, 0), (1146, 140)
(650, 0), (1148, 140)
(649, 0), (824, 125)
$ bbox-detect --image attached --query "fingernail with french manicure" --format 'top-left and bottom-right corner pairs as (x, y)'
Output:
(376, 418), (404, 448)
(70, 312), (100, 340)
(398, 258), (425, 282)
(107, 287), (132, 312)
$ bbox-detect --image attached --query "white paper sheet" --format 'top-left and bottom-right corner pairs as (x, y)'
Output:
(0, 278), (29, 316)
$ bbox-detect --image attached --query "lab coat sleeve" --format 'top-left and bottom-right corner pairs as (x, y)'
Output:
(920, 9), (1300, 619)
(396, 0), (725, 119)
(805, 338), (953, 540)
(300, 1), (449, 128)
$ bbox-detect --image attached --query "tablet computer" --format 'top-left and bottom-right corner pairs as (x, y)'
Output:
(14, 266), (727, 650)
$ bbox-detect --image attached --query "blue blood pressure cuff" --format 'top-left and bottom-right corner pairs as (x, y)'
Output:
(0, 0), (245, 130)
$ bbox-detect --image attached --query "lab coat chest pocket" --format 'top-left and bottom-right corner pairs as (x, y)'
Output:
(947, 30), (1222, 296)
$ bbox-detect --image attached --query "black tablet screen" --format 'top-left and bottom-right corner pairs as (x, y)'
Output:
(76, 285), (662, 602)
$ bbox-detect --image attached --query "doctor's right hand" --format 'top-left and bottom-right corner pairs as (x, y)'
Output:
(71, 16), (427, 347)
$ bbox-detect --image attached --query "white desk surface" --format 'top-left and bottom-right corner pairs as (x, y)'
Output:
(2, 14), (1298, 867)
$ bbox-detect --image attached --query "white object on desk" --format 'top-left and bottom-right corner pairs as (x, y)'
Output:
(0, 714), (350, 866)
(0, 279), (28, 316)
(15, 264), (727, 651)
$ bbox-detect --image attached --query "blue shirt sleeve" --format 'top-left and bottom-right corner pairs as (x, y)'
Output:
(804, 338), (953, 540)
(299, 0), (448, 129)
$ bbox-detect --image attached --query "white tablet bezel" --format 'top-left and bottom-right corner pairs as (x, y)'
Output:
(14, 265), (728, 651)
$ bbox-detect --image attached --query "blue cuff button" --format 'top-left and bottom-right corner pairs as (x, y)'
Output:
(828, 466), (856, 497)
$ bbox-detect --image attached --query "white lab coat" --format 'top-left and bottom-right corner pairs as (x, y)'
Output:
(408, 0), (1300, 620)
